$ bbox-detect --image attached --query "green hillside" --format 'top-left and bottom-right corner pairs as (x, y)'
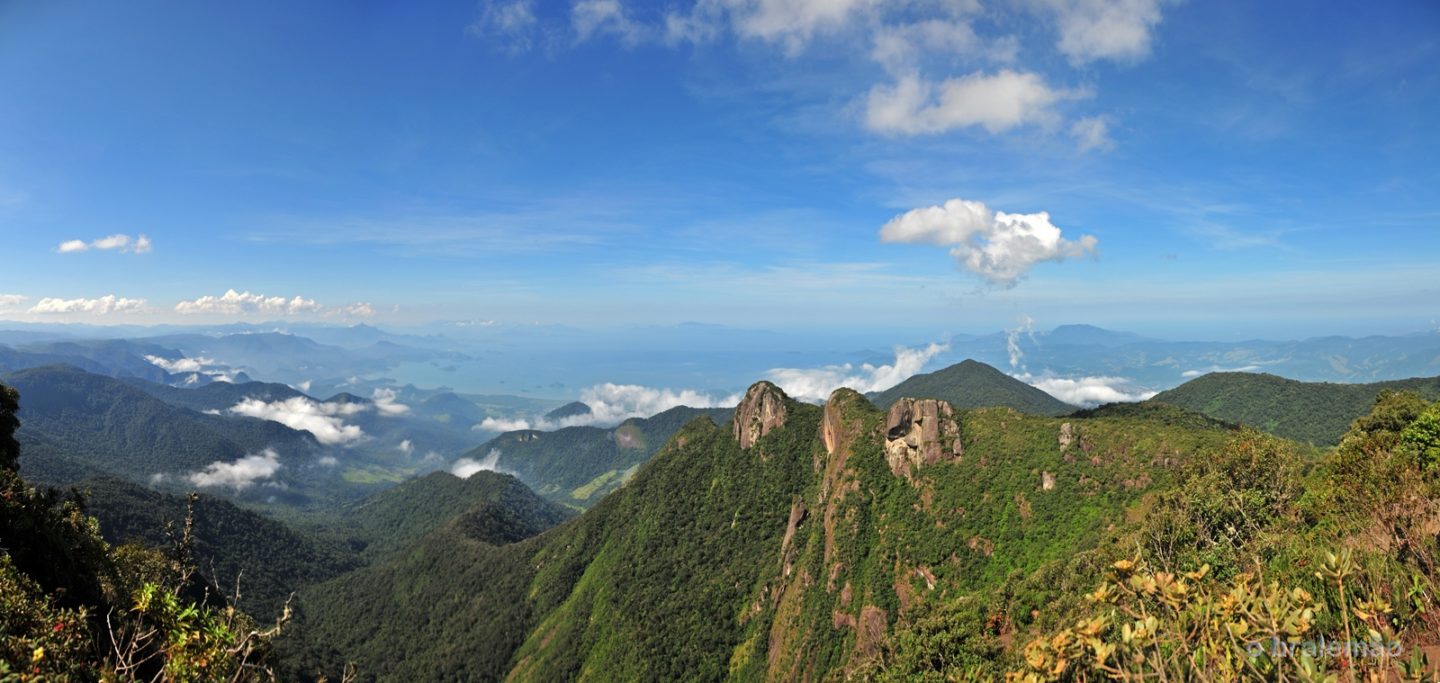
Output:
(334, 469), (573, 558)
(281, 380), (1235, 680)
(868, 359), (1074, 415)
(78, 477), (359, 618)
(459, 404), (733, 507)
(3, 365), (317, 485)
(1150, 371), (1440, 444)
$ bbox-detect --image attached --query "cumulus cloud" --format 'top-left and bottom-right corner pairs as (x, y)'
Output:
(187, 448), (282, 489)
(879, 198), (1098, 287)
(371, 388), (411, 416)
(56, 233), (152, 254)
(452, 449), (507, 478)
(318, 455), (339, 466)
(397, 439), (414, 455)
(1037, 0), (1165, 65)
(866, 71), (1079, 136)
(0, 294), (26, 309)
(28, 295), (147, 315)
(227, 396), (367, 445)
(174, 289), (374, 319)
(1019, 373), (1156, 407)
(1071, 115), (1115, 151)
(766, 342), (949, 402)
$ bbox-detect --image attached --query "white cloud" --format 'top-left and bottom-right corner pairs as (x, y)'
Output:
(0, 294), (26, 309)
(174, 289), (373, 319)
(466, 0), (539, 53)
(318, 455), (339, 466)
(1037, 0), (1165, 65)
(1019, 373), (1156, 407)
(55, 233), (152, 254)
(476, 416), (536, 432)
(573, 0), (648, 44)
(227, 396), (367, 445)
(766, 342), (949, 402)
(475, 383), (742, 432)
(1071, 115), (1114, 151)
(187, 448), (282, 490)
(870, 19), (1015, 74)
(397, 440), (414, 455)
(372, 388), (411, 416)
(879, 198), (1098, 287)
(28, 295), (147, 315)
(1006, 315), (1036, 370)
(1180, 365), (1261, 378)
(144, 354), (240, 383)
(452, 448), (507, 478)
(866, 70), (1080, 136)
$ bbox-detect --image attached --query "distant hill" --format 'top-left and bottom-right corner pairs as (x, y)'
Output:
(337, 469), (573, 557)
(869, 359), (1074, 415)
(125, 377), (307, 412)
(1150, 371), (1440, 444)
(544, 400), (592, 421)
(3, 365), (316, 485)
(458, 405), (732, 507)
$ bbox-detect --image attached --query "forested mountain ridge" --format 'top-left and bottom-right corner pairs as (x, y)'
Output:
(1151, 370), (1440, 444)
(282, 379), (1237, 680)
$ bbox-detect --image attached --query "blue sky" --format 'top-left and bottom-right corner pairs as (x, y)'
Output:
(1, 0), (1437, 340)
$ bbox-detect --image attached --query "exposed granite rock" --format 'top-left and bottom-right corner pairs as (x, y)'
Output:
(822, 387), (867, 456)
(1041, 470), (1056, 491)
(882, 398), (962, 478)
(1059, 422), (1074, 450)
(733, 381), (788, 450)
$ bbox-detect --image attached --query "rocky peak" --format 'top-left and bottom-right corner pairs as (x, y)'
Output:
(733, 381), (789, 450)
(882, 398), (962, 478)
(822, 388), (867, 456)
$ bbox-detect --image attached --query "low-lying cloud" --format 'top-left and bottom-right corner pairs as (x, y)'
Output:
(371, 388), (411, 416)
(1181, 365), (1262, 378)
(187, 448), (282, 489)
(452, 448), (507, 478)
(228, 396), (367, 445)
(1018, 373), (1157, 407)
(880, 198), (1098, 287)
(144, 354), (241, 383)
(765, 342), (949, 403)
(475, 384), (741, 432)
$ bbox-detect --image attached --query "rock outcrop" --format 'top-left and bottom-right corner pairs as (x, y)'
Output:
(882, 398), (962, 478)
(733, 381), (788, 450)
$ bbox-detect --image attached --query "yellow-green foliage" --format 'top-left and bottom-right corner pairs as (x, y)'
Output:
(1010, 553), (1425, 682)
(1006, 392), (1440, 682)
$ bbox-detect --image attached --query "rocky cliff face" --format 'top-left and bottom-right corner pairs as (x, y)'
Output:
(733, 381), (789, 450)
(882, 397), (963, 478)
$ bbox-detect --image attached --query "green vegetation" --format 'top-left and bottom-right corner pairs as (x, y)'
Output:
(1151, 370), (1440, 445)
(869, 359), (1075, 415)
(458, 404), (731, 506)
(0, 379), (288, 681)
(280, 382), (1238, 680)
